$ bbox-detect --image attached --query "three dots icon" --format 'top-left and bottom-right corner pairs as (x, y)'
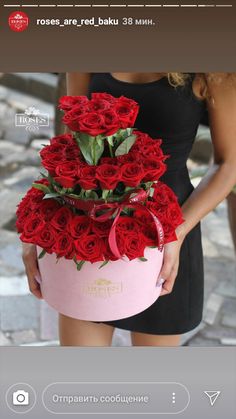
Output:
(172, 392), (176, 404)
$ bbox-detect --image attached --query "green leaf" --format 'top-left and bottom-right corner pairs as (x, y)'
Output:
(75, 133), (104, 165)
(114, 134), (137, 156)
(38, 249), (46, 259)
(43, 193), (61, 199)
(102, 189), (110, 200)
(84, 190), (99, 200)
(149, 188), (155, 198)
(32, 183), (50, 194)
(106, 136), (114, 146)
(75, 260), (86, 271)
(139, 257), (148, 262)
(99, 260), (109, 269)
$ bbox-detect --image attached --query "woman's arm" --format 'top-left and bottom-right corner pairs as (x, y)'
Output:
(66, 72), (92, 95)
(159, 74), (236, 295)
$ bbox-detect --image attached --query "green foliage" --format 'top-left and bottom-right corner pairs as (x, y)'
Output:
(115, 134), (137, 156)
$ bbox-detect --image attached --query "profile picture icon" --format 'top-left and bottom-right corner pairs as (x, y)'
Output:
(8, 11), (29, 32)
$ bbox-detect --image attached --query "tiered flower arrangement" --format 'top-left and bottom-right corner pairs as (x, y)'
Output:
(16, 93), (184, 270)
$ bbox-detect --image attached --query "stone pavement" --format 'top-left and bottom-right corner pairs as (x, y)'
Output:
(0, 77), (235, 347)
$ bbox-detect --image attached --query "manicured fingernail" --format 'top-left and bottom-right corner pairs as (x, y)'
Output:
(35, 274), (42, 284)
(156, 277), (165, 287)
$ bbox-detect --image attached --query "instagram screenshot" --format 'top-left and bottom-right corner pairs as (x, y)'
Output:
(0, 1), (235, 418)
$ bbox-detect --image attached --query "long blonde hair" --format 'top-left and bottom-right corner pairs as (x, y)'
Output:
(166, 72), (236, 101)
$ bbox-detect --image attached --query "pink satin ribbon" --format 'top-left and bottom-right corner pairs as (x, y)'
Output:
(63, 189), (164, 259)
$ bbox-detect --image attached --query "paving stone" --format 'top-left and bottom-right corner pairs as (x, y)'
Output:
(203, 293), (224, 325)
(0, 140), (24, 156)
(221, 313), (236, 328)
(0, 275), (29, 296)
(1, 73), (57, 105)
(10, 329), (37, 345)
(220, 338), (236, 346)
(201, 325), (236, 340)
(0, 295), (39, 332)
(3, 167), (40, 192)
(0, 148), (40, 169)
(202, 207), (234, 250)
(216, 277), (236, 299)
(112, 329), (131, 346)
(186, 335), (221, 346)
(0, 330), (11, 346)
(0, 237), (24, 271)
(0, 85), (8, 101)
(0, 189), (23, 228)
(30, 139), (50, 150)
(202, 236), (219, 258)
(4, 126), (32, 146)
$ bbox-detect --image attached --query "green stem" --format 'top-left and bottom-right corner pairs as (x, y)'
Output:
(92, 138), (96, 165)
(108, 142), (114, 158)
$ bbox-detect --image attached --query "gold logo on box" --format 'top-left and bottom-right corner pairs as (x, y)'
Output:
(82, 278), (123, 298)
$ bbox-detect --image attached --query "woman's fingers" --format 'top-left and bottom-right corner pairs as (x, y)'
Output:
(160, 262), (179, 296)
(22, 244), (43, 299)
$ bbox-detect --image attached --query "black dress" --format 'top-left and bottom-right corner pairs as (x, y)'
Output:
(87, 73), (206, 335)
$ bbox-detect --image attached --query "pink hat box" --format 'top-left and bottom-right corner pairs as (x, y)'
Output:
(37, 246), (163, 322)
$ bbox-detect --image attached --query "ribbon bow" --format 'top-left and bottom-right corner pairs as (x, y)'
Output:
(64, 189), (164, 259)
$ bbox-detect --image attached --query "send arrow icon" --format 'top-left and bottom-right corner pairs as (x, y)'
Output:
(204, 391), (221, 406)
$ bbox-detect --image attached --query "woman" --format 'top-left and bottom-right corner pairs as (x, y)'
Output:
(22, 72), (236, 347)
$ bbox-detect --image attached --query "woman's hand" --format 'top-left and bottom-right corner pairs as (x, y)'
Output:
(158, 232), (185, 296)
(22, 243), (43, 299)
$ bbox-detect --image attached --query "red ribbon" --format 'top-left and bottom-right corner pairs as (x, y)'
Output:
(63, 190), (164, 259)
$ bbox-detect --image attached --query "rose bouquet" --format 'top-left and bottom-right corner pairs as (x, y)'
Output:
(15, 93), (185, 321)
(16, 93), (184, 271)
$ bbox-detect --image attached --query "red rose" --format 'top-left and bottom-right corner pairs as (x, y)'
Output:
(69, 215), (91, 238)
(91, 219), (113, 237)
(161, 221), (177, 244)
(54, 161), (79, 188)
(52, 232), (74, 258)
(120, 162), (145, 187)
(153, 182), (178, 205)
(133, 208), (153, 225)
(102, 237), (120, 261)
(89, 98), (112, 112)
(79, 166), (97, 190)
(40, 143), (66, 159)
(77, 112), (105, 136)
(115, 96), (139, 128)
(96, 164), (120, 190)
(122, 231), (146, 260)
(20, 214), (45, 242)
(58, 95), (89, 112)
(36, 224), (56, 251)
(116, 216), (140, 234)
(62, 104), (89, 131)
(41, 154), (63, 176)
(166, 203), (184, 227)
(100, 157), (119, 165)
(91, 92), (116, 104)
(50, 134), (75, 146)
(39, 199), (61, 221)
(51, 207), (73, 231)
(64, 147), (80, 160)
(141, 223), (158, 247)
(16, 204), (32, 233)
(101, 109), (120, 136)
(74, 234), (105, 263)
(142, 158), (166, 182)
